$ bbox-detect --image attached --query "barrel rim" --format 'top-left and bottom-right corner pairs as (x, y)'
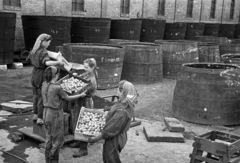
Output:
(63, 43), (124, 49)
(72, 17), (111, 21)
(21, 15), (72, 19)
(182, 63), (240, 72)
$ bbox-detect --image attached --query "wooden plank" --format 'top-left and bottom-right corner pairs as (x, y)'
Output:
(0, 100), (33, 114)
(230, 156), (240, 163)
(229, 140), (240, 150)
(194, 155), (220, 163)
(18, 127), (74, 143)
(216, 131), (240, 141)
(164, 117), (185, 132)
(197, 138), (228, 155)
(189, 147), (203, 163)
(198, 131), (212, 139)
(143, 122), (184, 143)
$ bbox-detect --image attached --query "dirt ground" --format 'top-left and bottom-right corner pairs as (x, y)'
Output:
(0, 65), (240, 163)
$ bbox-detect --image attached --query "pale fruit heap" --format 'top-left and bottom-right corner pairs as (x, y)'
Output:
(60, 77), (87, 94)
(76, 111), (106, 135)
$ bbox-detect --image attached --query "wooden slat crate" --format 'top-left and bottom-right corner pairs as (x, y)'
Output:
(190, 131), (240, 163)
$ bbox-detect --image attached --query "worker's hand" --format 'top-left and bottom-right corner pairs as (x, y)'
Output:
(79, 91), (86, 97)
(88, 136), (97, 143)
(58, 51), (62, 56)
(58, 61), (64, 66)
(104, 105), (111, 112)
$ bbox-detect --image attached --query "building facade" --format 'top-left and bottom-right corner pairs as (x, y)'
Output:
(0, 0), (240, 50)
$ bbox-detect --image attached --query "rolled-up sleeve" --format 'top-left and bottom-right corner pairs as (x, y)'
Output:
(102, 110), (127, 139)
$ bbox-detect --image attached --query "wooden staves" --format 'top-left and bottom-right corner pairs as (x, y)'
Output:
(71, 17), (111, 43)
(203, 23), (220, 37)
(172, 63), (240, 125)
(218, 24), (236, 38)
(0, 12), (16, 65)
(136, 18), (166, 42)
(110, 19), (142, 41)
(163, 22), (187, 40)
(197, 42), (220, 63)
(155, 40), (198, 79)
(119, 42), (163, 83)
(22, 15), (71, 51)
(185, 23), (205, 40)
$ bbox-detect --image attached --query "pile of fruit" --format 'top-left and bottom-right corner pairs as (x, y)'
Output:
(76, 111), (107, 136)
(60, 77), (87, 94)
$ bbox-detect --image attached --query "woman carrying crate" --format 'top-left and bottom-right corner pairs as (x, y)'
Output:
(69, 58), (98, 158)
(29, 33), (64, 125)
(88, 80), (138, 163)
(42, 66), (86, 163)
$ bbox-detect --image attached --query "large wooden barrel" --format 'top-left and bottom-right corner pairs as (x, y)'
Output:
(218, 24), (236, 38)
(163, 22), (187, 40)
(21, 15), (71, 51)
(197, 42), (220, 62)
(219, 43), (240, 57)
(172, 63), (240, 125)
(155, 40), (198, 78)
(62, 43), (124, 89)
(71, 17), (111, 43)
(185, 23), (205, 40)
(118, 43), (163, 83)
(195, 36), (228, 43)
(110, 19), (142, 41)
(135, 19), (166, 42)
(203, 23), (220, 36)
(0, 12), (16, 64)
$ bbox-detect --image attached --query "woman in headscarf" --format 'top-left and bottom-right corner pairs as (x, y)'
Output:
(70, 58), (99, 158)
(88, 80), (138, 163)
(29, 33), (64, 125)
(42, 66), (86, 163)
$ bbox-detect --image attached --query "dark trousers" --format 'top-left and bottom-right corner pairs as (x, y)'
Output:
(44, 108), (64, 163)
(103, 139), (121, 163)
(33, 86), (44, 119)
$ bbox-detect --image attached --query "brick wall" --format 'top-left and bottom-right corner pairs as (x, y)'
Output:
(1, 0), (240, 52)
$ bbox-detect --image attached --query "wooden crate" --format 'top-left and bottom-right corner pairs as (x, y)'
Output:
(74, 107), (106, 142)
(190, 130), (240, 163)
(56, 74), (93, 95)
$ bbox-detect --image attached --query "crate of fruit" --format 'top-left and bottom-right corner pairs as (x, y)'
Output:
(74, 107), (107, 142)
(56, 74), (93, 95)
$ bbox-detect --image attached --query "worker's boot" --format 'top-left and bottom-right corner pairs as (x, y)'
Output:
(72, 149), (88, 158)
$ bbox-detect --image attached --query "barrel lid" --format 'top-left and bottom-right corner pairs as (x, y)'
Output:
(63, 43), (123, 49)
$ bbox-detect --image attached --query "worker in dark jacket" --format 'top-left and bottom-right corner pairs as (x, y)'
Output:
(29, 33), (63, 125)
(42, 66), (86, 163)
(88, 80), (138, 163)
(70, 58), (98, 158)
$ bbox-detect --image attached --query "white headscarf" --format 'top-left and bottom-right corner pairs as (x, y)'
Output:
(119, 80), (139, 108)
(31, 33), (51, 54)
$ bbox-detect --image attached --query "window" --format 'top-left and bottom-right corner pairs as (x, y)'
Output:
(121, 0), (130, 15)
(230, 0), (235, 20)
(3, 0), (21, 7)
(72, 0), (84, 12)
(186, 0), (193, 18)
(210, 0), (217, 19)
(158, 0), (165, 16)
